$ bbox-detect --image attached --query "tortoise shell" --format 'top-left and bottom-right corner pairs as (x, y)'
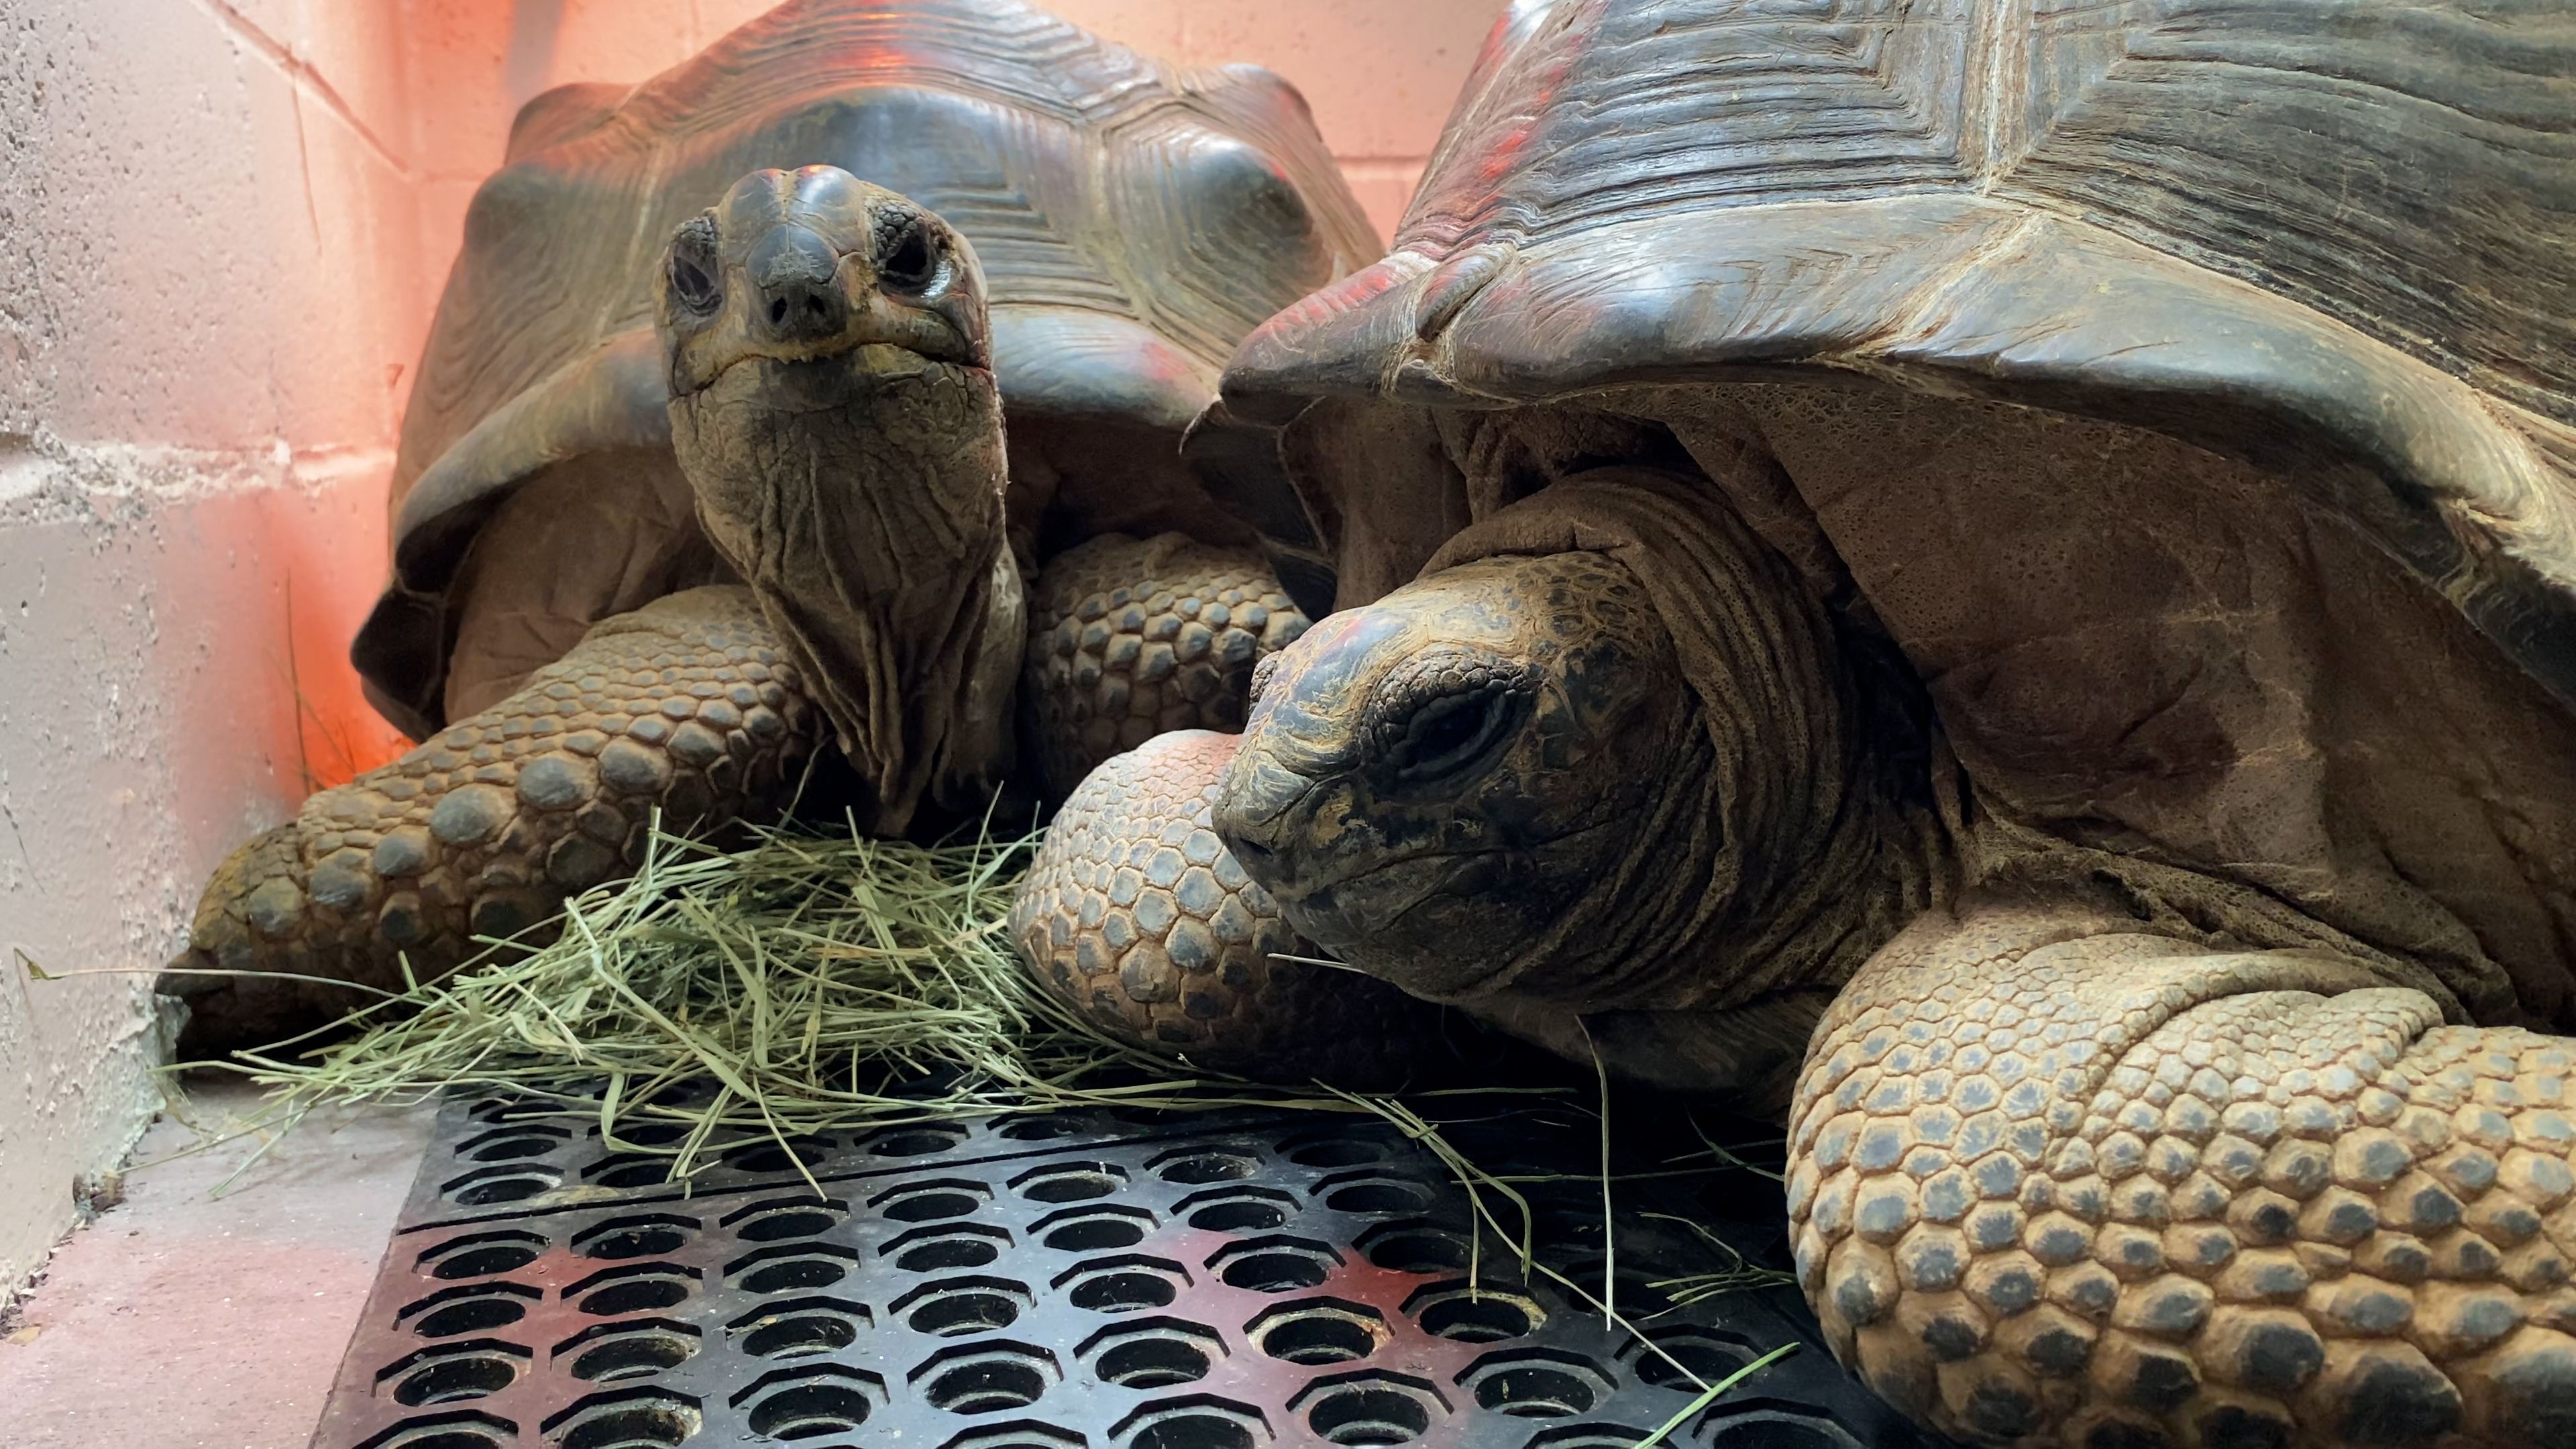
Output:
(1203, 0), (2576, 1028)
(358, 0), (1377, 739)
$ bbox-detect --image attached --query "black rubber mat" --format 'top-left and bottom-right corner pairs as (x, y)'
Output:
(309, 1087), (1933, 1448)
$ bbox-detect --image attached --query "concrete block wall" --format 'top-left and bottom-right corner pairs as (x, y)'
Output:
(0, 0), (1501, 1303)
(0, 0), (427, 1302)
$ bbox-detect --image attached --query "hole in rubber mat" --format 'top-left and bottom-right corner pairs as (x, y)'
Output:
(728, 1240), (860, 1294)
(1460, 1350), (1613, 1419)
(1356, 1224), (1468, 1275)
(1208, 1236), (1339, 1293)
(584, 1155), (680, 1190)
(377, 1342), (530, 1406)
(1055, 1255), (1189, 1311)
(458, 1124), (566, 1162)
(943, 1422), (1087, 1449)
(721, 1133), (836, 1175)
(1081, 1320), (1225, 1389)
(1278, 1132), (1385, 1169)
(1520, 1428), (1652, 1448)
(721, 1195), (847, 1241)
(591, 1119), (690, 1148)
(996, 1115), (1093, 1141)
(861, 1122), (971, 1157)
(566, 1264), (698, 1316)
(1012, 1160), (1129, 1203)
(1318, 1173), (1434, 1216)
(416, 1230), (545, 1281)
(442, 1163), (561, 1205)
(1294, 1373), (1445, 1446)
(896, 1276), (1036, 1337)
(400, 1283), (539, 1338)
(1622, 1327), (1756, 1390)
(572, 1214), (698, 1260)
(354, 1412), (516, 1449)
(1113, 1397), (1269, 1449)
(872, 1178), (990, 1223)
(542, 1390), (702, 1449)
(728, 1296), (871, 1360)
(914, 1342), (1062, 1415)
(1035, 1204), (1156, 1250)
(1179, 1186), (1296, 1233)
(1149, 1146), (1260, 1185)
(885, 1223), (1010, 1272)
(554, 1320), (702, 1383)
(1697, 1403), (1866, 1449)
(1405, 1281), (1544, 1342)
(1248, 1299), (1387, 1366)
(732, 1365), (886, 1440)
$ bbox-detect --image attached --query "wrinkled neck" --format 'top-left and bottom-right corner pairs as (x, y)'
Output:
(671, 354), (1016, 832)
(1450, 472), (1956, 1012)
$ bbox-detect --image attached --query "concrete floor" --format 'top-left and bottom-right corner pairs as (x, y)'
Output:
(0, 1079), (434, 1448)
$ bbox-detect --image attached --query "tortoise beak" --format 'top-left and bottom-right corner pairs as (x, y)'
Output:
(1212, 741), (1314, 869)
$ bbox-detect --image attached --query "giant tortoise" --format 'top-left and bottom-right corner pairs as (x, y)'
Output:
(164, 0), (1411, 1053)
(1018, 1), (2576, 1443)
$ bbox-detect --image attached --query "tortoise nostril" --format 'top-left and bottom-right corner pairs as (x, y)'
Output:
(767, 297), (789, 325)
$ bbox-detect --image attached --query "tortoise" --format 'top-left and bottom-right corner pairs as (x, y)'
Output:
(162, 0), (1425, 1057)
(1015, 1), (2576, 1443)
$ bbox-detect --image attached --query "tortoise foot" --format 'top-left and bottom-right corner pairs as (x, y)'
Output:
(1010, 729), (1442, 1089)
(1796, 892), (2576, 1448)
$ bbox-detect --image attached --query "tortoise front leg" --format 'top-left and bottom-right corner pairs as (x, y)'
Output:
(166, 585), (824, 1051)
(1793, 892), (2576, 1446)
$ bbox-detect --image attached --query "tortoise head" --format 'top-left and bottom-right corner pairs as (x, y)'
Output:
(657, 165), (989, 394)
(1212, 550), (1697, 1003)
(656, 165), (1016, 828)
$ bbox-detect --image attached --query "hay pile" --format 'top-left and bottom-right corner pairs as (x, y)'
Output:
(221, 817), (1371, 1173)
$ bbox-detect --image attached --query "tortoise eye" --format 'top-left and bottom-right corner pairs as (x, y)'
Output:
(1390, 685), (1516, 783)
(879, 219), (938, 292)
(666, 216), (721, 313)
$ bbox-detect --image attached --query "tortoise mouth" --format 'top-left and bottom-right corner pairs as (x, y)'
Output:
(688, 338), (979, 400)
(1257, 819), (1623, 1003)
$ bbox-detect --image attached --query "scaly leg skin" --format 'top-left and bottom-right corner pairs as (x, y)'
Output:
(1792, 890), (2576, 1447)
(1010, 730), (1442, 1088)
(167, 586), (824, 1052)
(1024, 532), (1309, 796)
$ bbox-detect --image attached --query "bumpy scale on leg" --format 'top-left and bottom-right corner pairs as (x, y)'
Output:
(1024, 532), (1309, 794)
(170, 586), (824, 1050)
(1790, 893), (2576, 1448)
(1011, 730), (1440, 1088)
